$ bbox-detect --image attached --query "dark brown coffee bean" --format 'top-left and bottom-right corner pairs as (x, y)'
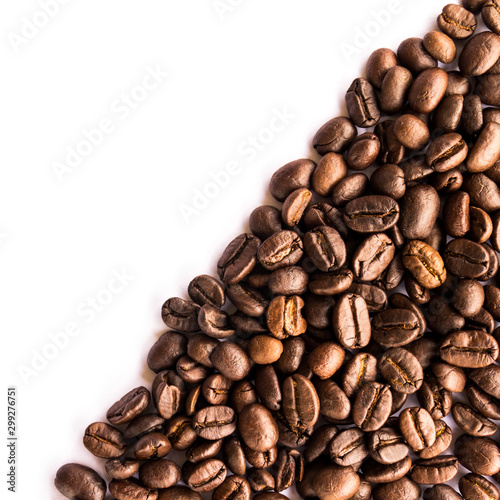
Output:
(372, 309), (420, 348)
(238, 403), (278, 452)
(123, 413), (165, 440)
(483, 0), (500, 35)
(282, 188), (312, 227)
(165, 416), (198, 451)
(153, 370), (186, 419)
(217, 233), (260, 285)
(186, 439), (224, 464)
(455, 434), (500, 475)
(158, 486), (201, 500)
(226, 283), (267, 317)
(308, 342), (344, 379)
(303, 226), (346, 272)
(308, 268), (353, 296)
(162, 298), (200, 332)
(255, 364), (281, 412)
(476, 74), (500, 106)
(446, 70), (472, 96)
(212, 475), (251, 500)
(275, 448), (300, 492)
(400, 155), (434, 185)
(55, 463), (106, 500)
(345, 78), (380, 128)
(352, 233), (395, 282)
(433, 94), (464, 134)
(109, 479), (158, 500)
(427, 134), (468, 174)
(183, 459), (227, 492)
(452, 402), (497, 436)
(266, 295), (307, 339)
(347, 132), (380, 170)
(469, 207), (493, 243)
(341, 352), (378, 398)
(313, 117), (357, 156)
(275, 337), (305, 375)
(329, 427), (368, 467)
(258, 230), (303, 271)
(409, 68), (448, 114)
(176, 355), (210, 384)
(466, 307), (495, 333)
(332, 173), (369, 207)
(402, 240), (446, 289)
(423, 484), (462, 500)
(460, 31), (500, 77)
(83, 422), (126, 459)
(139, 459), (181, 489)
(400, 407), (436, 453)
(220, 436), (246, 476)
(316, 379), (351, 422)
(352, 382), (392, 432)
(398, 37), (437, 74)
(467, 122), (500, 173)
(311, 153), (348, 197)
(105, 458), (140, 480)
(379, 348), (423, 394)
(400, 185), (440, 240)
(200, 374), (231, 406)
(370, 164), (406, 200)
(312, 464), (360, 500)
(373, 476), (421, 500)
(460, 473), (500, 500)
(268, 266), (308, 296)
(431, 168), (463, 194)
(304, 424), (339, 463)
(467, 384), (500, 419)
(368, 427), (409, 465)
(188, 275), (225, 308)
(282, 374), (320, 433)
(269, 159), (316, 202)
(366, 48), (398, 88)
(148, 331), (187, 373)
(463, 173), (500, 213)
(332, 293), (371, 349)
(247, 468), (275, 492)
(438, 4), (477, 39)
(134, 432), (172, 460)
(244, 445), (278, 469)
(106, 386), (150, 425)
(344, 195), (399, 233)
(404, 275), (430, 305)
(411, 456), (459, 485)
(418, 374), (453, 420)
(185, 384), (202, 417)
(375, 120), (406, 165)
(470, 364), (500, 399)
(405, 336), (439, 370)
(186, 334), (219, 368)
(444, 238), (490, 278)
(197, 305), (233, 339)
(249, 206), (283, 241)
(210, 341), (251, 381)
(363, 456), (412, 484)
(423, 31), (456, 64)
(452, 278), (484, 318)
(380, 66), (413, 115)
(394, 114), (430, 150)
(443, 191), (470, 238)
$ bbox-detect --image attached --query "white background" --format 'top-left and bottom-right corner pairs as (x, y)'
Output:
(0, 0), (458, 498)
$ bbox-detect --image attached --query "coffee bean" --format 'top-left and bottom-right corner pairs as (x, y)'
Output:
(444, 238), (490, 279)
(373, 476), (421, 500)
(316, 379), (351, 422)
(398, 37), (437, 74)
(268, 266), (308, 296)
(183, 459), (227, 492)
(467, 384), (500, 419)
(308, 268), (353, 296)
(247, 468), (275, 492)
(423, 484), (462, 500)
(313, 117), (357, 156)
(352, 233), (396, 282)
(380, 66), (414, 115)
(452, 402), (497, 436)
(460, 473), (500, 500)
(379, 348), (423, 394)
(345, 78), (380, 128)
(148, 331), (187, 373)
(226, 283), (267, 317)
(375, 120), (406, 165)
(372, 309), (420, 348)
(418, 374), (453, 420)
(431, 361), (467, 393)
(247, 335), (283, 365)
(210, 342), (251, 381)
(244, 445), (278, 469)
(188, 275), (225, 308)
(123, 413), (165, 440)
(344, 195), (399, 233)
(464, 173), (500, 213)
(399, 407), (436, 452)
(238, 403), (278, 452)
(217, 233), (261, 285)
(255, 364), (281, 411)
(134, 432), (172, 460)
(258, 230), (303, 271)
(282, 374), (320, 433)
(341, 352), (378, 398)
(353, 382), (392, 432)
(269, 159), (316, 201)
(311, 153), (348, 197)
(198, 305), (234, 339)
(332, 173), (369, 207)
(440, 330), (499, 368)
(221, 436), (246, 476)
(455, 434), (500, 475)
(411, 456), (458, 485)
(308, 342), (344, 379)
(312, 464), (360, 500)
(249, 206), (283, 241)
(83, 422), (126, 459)
(347, 132), (381, 170)
(304, 424), (339, 463)
(282, 188), (312, 227)
(403, 240), (447, 289)
(330, 427), (368, 467)
(176, 355), (210, 384)
(139, 459), (181, 490)
(409, 68), (448, 114)
(483, 0), (500, 35)
(162, 298), (200, 332)
(368, 427), (409, 465)
(420, 420), (453, 460)
(186, 439), (224, 464)
(332, 293), (371, 349)
(477, 73), (500, 105)
(366, 48), (398, 88)
(275, 448), (301, 492)
(109, 479), (158, 500)
(394, 114), (430, 150)
(200, 374), (231, 406)
(55, 463), (106, 500)
(303, 226), (346, 272)
(186, 334), (219, 368)
(423, 31), (457, 64)
(106, 386), (150, 425)
(470, 364), (500, 399)
(400, 185), (440, 240)
(165, 415), (198, 451)
(469, 207), (493, 243)
(438, 4), (477, 39)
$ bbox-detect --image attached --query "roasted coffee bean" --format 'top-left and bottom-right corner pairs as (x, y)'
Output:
(308, 268), (353, 296)
(352, 382), (392, 432)
(455, 435), (500, 475)
(183, 459), (227, 492)
(186, 334), (219, 368)
(427, 295), (466, 336)
(423, 484), (462, 500)
(139, 459), (181, 490)
(431, 168), (463, 194)
(379, 348), (423, 394)
(304, 424), (339, 463)
(411, 456), (459, 485)
(469, 207), (493, 243)
(210, 342), (251, 381)
(254, 493), (289, 500)
(109, 479), (158, 500)
(258, 230), (303, 271)
(483, 0), (500, 35)
(451, 278), (484, 317)
(268, 266), (308, 296)
(308, 341), (344, 379)
(247, 468), (275, 492)
(312, 464), (360, 500)
(366, 48), (398, 88)
(369, 427), (409, 466)
(370, 164), (406, 200)
(405, 275), (430, 305)
(347, 132), (380, 170)
(133, 432), (171, 461)
(409, 68), (448, 114)
(282, 374), (320, 433)
(363, 456), (412, 483)
(186, 439), (224, 464)
(55, 463), (106, 500)
(467, 384), (500, 419)
(484, 284), (500, 321)
(303, 226), (346, 272)
(330, 427), (369, 467)
(332, 293), (371, 349)
(398, 37), (437, 74)
(348, 282), (388, 313)
(375, 120), (406, 165)
(221, 436), (246, 476)
(345, 78), (380, 128)
(380, 66), (413, 115)
(399, 407), (436, 452)
(123, 413), (165, 440)
(281, 188), (312, 227)
(332, 173), (369, 207)
(423, 31), (456, 64)
(394, 114), (430, 150)
(463, 173), (500, 213)
(267, 295), (307, 339)
(176, 355), (210, 384)
(441, 330), (499, 368)
(373, 476), (421, 500)
(226, 283), (267, 317)
(83, 422), (126, 459)
(443, 192), (470, 238)
(405, 336), (439, 370)
(344, 195), (399, 233)
(238, 403), (278, 452)
(311, 153), (348, 197)
(460, 473), (500, 500)
(316, 379), (351, 422)
(342, 352), (378, 398)
(248, 335), (283, 365)
(302, 202), (349, 238)
(372, 309), (420, 347)
(275, 337), (305, 375)
(201, 374), (231, 406)
(313, 117), (357, 156)
(106, 386), (150, 425)
(452, 402), (497, 436)
(217, 233), (260, 285)
(255, 364), (281, 411)
(427, 135), (468, 175)
(420, 420), (453, 460)
(400, 155), (434, 186)
(165, 415), (198, 451)
(476, 73), (500, 106)
(462, 94), (484, 135)
(468, 307), (498, 333)
(438, 4), (477, 39)
(249, 206), (283, 241)
(188, 275), (225, 308)
(470, 364), (500, 398)
(244, 445), (278, 469)
(212, 475), (251, 500)
(198, 305), (234, 339)
(230, 312), (267, 335)
(431, 361), (466, 393)
(192, 406), (236, 440)
(162, 298), (200, 332)
(269, 159), (316, 201)
(467, 122), (500, 173)
(399, 185), (440, 240)
(418, 374), (453, 420)
(403, 240), (447, 289)
(105, 458), (141, 480)
(275, 448), (300, 492)
(147, 331), (187, 373)
(352, 233), (395, 282)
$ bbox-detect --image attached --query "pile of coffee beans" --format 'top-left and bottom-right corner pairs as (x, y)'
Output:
(55, 2), (500, 499)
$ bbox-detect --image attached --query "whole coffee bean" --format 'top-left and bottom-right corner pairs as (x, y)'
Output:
(147, 331), (187, 373)
(83, 422), (126, 459)
(313, 117), (357, 156)
(460, 473), (500, 500)
(230, 381), (257, 414)
(398, 37), (437, 74)
(330, 427), (369, 467)
(353, 382), (392, 432)
(467, 122), (500, 173)
(452, 278), (484, 317)
(455, 435), (500, 475)
(304, 424), (339, 463)
(465, 307), (495, 333)
(249, 206), (284, 243)
(275, 448), (301, 492)
(470, 364), (500, 398)
(405, 335), (439, 370)
(258, 230), (303, 271)
(134, 432), (172, 460)
(380, 66), (414, 115)
(106, 386), (150, 425)
(332, 293), (371, 349)
(201, 374), (232, 406)
(370, 164), (406, 200)
(427, 134), (468, 174)
(162, 298), (200, 332)
(418, 373), (453, 420)
(267, 295), (307, 339)
(379, 348), (423, 394)
(423, 484), (462, 500)
(226, 283), (267, 317)
(192, 406), (236, 440)
(255, 364), (281, 411)
(197, 305), (234, 339)
(176, 355), (210, 384)
(308, 341), (344, 379)
(332, 173), (369, 207)
(248, 335), (283, 365)
(411, 456), (459, 485)
(394, 114), (430, 150)
(373, 476), (421, 500)
(303, 226), (346, 272)
(403, 240), (447, 289)
(462, 94), (484, 136)
(420, 420), (453, 460)
(55, 463), (106, 500)
(165, 415), (198, 451)
(399, 185), (440, 240)
(246, 269), (270, 290)
(368, 427), (409, 465)
(400, 154), (434, 185)
(302, 202), (349, 238)
(269, 159), (316, 201)
(405, 274), (430, 305)
(275, 337), (305, 375)
(469, 207), (493, 243)
(210, 342), (251, 381)
(375, 120), (406, 165)
(446, 71), (471, 96)
(352, 233), (395, 282)
(483, 0), (500, 35)
(139, 459), (181, 489)
(345, 78), (380, 128)
(440, 331), (498, 368)
(372, 309), (420, 348)
(187, 334), (219, 368)
(316, 379), (351, 422)
(244, 445), (278, 469)
(423, 31), (456, 64)
(342, 352), (378, 398)
(186, 439), (224, 464)
(183, 459), (227, 492)
(282, 374), (320, 432)
(158, 486), (201, 500)
(452, 402), (497, 436)
(312, 464), (360, 500)
(223, 436), (246, 475)
(464, 173), (500, 213)
(484, 284), (500, 320)
(217, 233), (260, 285)
(238, 403), (278, 452)
(438, 4), (477, 39)
(485, 107), (500, 125)
(344, 195), (399, 233)
(399, 407), (436, 452)
(409, 68), (448, 114)
(348, 282), (388, 313)
(109, 479), (158, 500)
(431, 361), (466, 393)
(247, 468), (275, 492)
(347, 132), (380, 170)
(443, 191), (470, 238)
(427, 294), (466, 336)
(188, 275), (225, 308)
(124, 413), (165, 440)
(308, 268), (353, 296)
(467, 384), (500, 419)
(366, 48), (398, 88)
(268, 266), (308, 296)
(105, 458), (141, 480)
(431, 168), (463, 194)
(444, 238), (490, 278)
(282, 188), (312, 227)
(434, 94), (464, 134)
(311, 153), (348, 197)
(363, 456), (412, 484)
(213, 476), (251, 500)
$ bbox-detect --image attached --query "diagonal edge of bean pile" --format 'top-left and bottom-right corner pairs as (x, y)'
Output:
(55, 2), (500, 500)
